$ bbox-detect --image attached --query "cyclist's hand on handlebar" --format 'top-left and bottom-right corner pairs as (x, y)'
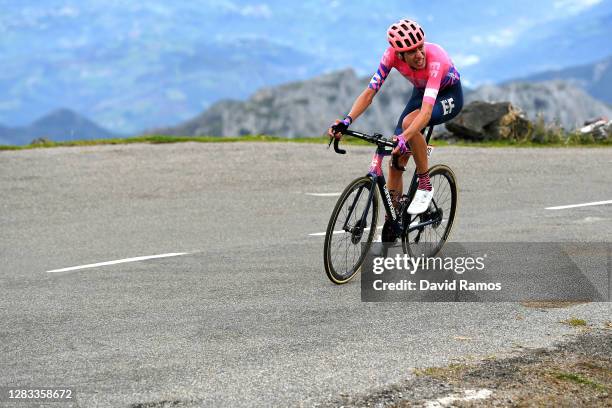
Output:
(328, 116), (352, 139)
(391, 134), (410, 156)
(328, 119), (343, 139)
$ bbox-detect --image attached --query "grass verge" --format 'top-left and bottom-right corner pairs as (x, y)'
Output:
(0, 134), (333, 150)
(554, 371), (608, 391)
(1, 134), (611, 151)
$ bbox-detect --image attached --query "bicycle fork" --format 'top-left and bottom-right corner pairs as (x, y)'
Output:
(342, 179), (375, 242)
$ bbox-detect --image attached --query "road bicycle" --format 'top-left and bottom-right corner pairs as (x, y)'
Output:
(323, 126), (458, 284)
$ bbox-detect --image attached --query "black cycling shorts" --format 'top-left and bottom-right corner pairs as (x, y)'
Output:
(394, 81), (463, 135)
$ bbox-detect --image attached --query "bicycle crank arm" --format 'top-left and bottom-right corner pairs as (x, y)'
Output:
(406, 218), (441, 233)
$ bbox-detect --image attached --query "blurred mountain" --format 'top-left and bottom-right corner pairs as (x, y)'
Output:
(465, 81), (612, 128)
(0, 36), (328, 136)
(1, 1), (610, 135)
(157, 68), (612, 137)
(0, 109), (116, 145)
(155, 69), (412, 138)
(512, 55), (612, 104)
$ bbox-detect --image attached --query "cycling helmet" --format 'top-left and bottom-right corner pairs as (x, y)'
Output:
(387, 19), (425, 52)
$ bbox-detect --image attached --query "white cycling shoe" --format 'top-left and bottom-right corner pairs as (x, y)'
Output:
(407, 187), (434, 215)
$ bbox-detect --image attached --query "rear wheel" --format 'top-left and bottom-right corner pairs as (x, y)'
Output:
(402, 164), (457, 257)
(324, 177), (379, 284)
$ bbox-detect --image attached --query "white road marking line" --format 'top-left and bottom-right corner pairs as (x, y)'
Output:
(46, 252), (189, 273)
(424, 389), (493, 408)
(309, 226), (382, 236)
(545, 200), (612, 210)
(576, 216), (607, 223)
(305, 192), (341, 197)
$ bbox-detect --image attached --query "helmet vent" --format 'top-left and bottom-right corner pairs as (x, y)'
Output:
(387, 19), (425, 52)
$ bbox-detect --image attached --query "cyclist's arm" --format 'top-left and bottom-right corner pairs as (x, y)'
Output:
(345, 55), (392, 123)
(346, 87), (377, 122)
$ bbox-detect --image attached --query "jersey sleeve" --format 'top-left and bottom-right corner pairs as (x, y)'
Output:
(422, 60), (449, 105)
(368, 48), (394, 91)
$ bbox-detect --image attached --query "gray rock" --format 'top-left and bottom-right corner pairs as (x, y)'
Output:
(445, 101), (532, 141)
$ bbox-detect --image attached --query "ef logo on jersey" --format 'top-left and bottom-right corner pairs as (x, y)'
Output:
(441, 97), (455, 115)
(429, 62), (441, 78)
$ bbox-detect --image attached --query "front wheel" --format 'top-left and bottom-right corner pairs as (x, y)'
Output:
(402, 164), (458, 258)
(324, 177), (379, 284)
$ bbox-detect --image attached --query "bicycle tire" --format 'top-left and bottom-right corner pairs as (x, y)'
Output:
(324, 176), (379, 284)
(402, 164), (458, 258)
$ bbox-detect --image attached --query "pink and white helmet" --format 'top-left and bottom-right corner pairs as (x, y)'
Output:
(387, 19), (425, 52)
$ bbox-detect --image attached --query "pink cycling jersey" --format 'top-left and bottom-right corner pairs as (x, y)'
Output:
(369, 42), (460, 105)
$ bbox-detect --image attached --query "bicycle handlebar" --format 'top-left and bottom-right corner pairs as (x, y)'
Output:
(331, 137), (346, 154)
(329, 129), (406, 170)
(341, 129), (396, 147)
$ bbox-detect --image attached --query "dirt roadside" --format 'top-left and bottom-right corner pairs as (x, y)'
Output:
(321, 328), (611, 407)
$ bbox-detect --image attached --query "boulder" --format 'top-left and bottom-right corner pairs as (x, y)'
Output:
(30, 136), (53, 145)
(445, 101), (532, 141)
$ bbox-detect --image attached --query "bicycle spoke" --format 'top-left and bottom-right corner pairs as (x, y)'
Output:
(403, 168), (456, 258)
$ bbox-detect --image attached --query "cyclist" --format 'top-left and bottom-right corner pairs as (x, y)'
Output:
(328, 19), (463, 242)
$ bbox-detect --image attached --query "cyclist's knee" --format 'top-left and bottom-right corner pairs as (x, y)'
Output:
(388, 154), (409, 173)
(401, 109), (420, 131)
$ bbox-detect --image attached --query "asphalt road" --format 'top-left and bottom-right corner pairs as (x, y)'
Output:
(1, 142), (611, 407)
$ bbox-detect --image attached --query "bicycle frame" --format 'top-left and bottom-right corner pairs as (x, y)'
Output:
(340, 126), (441, 238)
